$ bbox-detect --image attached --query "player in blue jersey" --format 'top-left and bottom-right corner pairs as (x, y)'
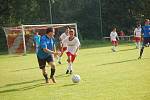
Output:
(33, 32), (41, 53)
(138, 19), (150, 59)
(37, 28), (60, 83)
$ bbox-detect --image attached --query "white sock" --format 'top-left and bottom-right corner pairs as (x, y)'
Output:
(135, 43), (138, 48)
(138, 42), (140, 49)
(58, 56), (61, 62)
(112, 46), (115, 50)
(70, 62), (73, 71)
(67, 63), (73, 71)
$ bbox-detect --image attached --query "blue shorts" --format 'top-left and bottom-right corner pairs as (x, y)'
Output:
(37, 55), (54, 69)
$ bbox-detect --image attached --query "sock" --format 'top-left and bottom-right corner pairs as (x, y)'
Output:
(43, 73), (48, 80)
(58, 56), (61, 62)
(140, 47), (144, 57)
(70, 62), (73, 71)
(112, 46), (115, 51)
(135, 43), (138, 48)
(138, 42), (141, 49)
(50, 68), (55, 78)
(67, 63), (70, 70)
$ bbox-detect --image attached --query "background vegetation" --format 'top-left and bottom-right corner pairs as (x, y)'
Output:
(0, 0), (150, 51)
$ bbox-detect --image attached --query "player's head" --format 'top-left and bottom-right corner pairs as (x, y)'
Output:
(137, 24), (141, 29)
(112, 27), (116, 32)
(46, 27), (55, 36)
(69, 29), (75, 37)
(65, 26), (71, 35)
(144, 19), (149, 25)
(35, 32), (39, 35)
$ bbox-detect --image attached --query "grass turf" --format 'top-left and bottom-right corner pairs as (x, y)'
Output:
(0, 41), (150, 100)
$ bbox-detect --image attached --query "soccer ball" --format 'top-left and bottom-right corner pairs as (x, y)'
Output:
(72, 74), (80, 83)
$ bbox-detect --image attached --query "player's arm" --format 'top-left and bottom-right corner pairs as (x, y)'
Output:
(117, 36), (119, 41)
(61, 37), (67, 52)
(40, 37), (57, 54)
(74, 38), (81, 55)
(116, 33), (119, 41)
(110, 32), (112, 41)
(134, 29), (136, 37)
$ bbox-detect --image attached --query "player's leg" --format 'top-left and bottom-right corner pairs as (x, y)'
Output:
(57, 47), (63, 64)
(47, 55), (56, 83)
(66, 52), (72, 74)
(48, 62), (56, 83)
(137, 41), (141, 49)
(37, 57), (49, 83)
(111, 41), (116, 52)
(58, 47), (67, 64)
(135, 37), (140, 49)
(138, 38), (147, 59)
(69, 54), (76, 74)
(35, 45), (39, 53)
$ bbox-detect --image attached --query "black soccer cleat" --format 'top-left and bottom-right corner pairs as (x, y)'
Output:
(138, 56), (142, 59)
(50, 76), (56, 83)
(58, 61), (61, 64)
(66, 70), (69, 74)
(45, 79), (49, 83)
(70, 70), (72, 74)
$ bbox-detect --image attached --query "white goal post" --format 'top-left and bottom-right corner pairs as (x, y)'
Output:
(3, 23), (78, 55)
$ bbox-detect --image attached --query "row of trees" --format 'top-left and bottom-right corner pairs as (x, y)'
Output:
(0, 0), (150, 40)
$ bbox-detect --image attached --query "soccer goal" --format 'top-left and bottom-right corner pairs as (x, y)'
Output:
(3, 23), (78, 55)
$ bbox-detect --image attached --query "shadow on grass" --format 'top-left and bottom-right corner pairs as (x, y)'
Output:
(56, 74), (70, 78)
(11, 67), (37, 72)
(96, 58), (150, 67)
(0, 79), (43, 89)
(0, 83), (45, 93)
(62, 83), (77, 87)
(117, 48), (136, 52)
(0, 73), (70, 93)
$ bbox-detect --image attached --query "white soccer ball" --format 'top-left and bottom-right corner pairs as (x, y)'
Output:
(72, 74), (80, 83)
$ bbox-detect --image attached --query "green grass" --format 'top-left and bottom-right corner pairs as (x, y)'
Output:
(0, 42), (150, 100)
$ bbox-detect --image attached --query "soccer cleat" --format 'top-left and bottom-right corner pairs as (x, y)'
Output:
(138, 56), (142, 59)
(45, 79), (49, 83)
(70, 70), (72, 74)
(50, 76), (56, 83)
(111, 48), (116, 52)
(58, 61), (61, 64)
(66, 70), (69, 74)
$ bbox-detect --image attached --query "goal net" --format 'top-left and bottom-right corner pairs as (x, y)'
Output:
(3, 23), (78, 54)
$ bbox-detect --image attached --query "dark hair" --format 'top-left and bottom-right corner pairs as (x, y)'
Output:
(65, 26), (71, 29)
(46, 28), (53, 34)
(145, 19), (149, 22)
(137, 24), (141, 27)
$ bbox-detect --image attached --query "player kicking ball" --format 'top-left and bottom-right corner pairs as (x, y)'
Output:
(110, 27), (119, 52)
(62, 29), (80, 74)
(37, 28), (60, 84)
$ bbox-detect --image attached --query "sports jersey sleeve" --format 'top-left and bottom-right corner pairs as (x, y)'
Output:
(62, 37), (68, 45)
(75, 38), (80, 47)
(110, 32), (113, 40)
(60, 34), (63, 40)
(60, 33), (65, 41)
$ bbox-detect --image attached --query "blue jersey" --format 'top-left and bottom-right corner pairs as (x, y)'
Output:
(34, 35), (41, 46)
(37, 35), (55, 59)
(142, 25), (150, 37)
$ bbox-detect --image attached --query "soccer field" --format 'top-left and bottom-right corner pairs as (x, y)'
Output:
(0, 42), (150, 100)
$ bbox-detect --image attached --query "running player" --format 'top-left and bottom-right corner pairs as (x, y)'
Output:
(62, 29), (80, 74)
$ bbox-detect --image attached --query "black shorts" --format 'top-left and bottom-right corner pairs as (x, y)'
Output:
(143, 37), (150, 46)
(37, 55), (54, 69)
